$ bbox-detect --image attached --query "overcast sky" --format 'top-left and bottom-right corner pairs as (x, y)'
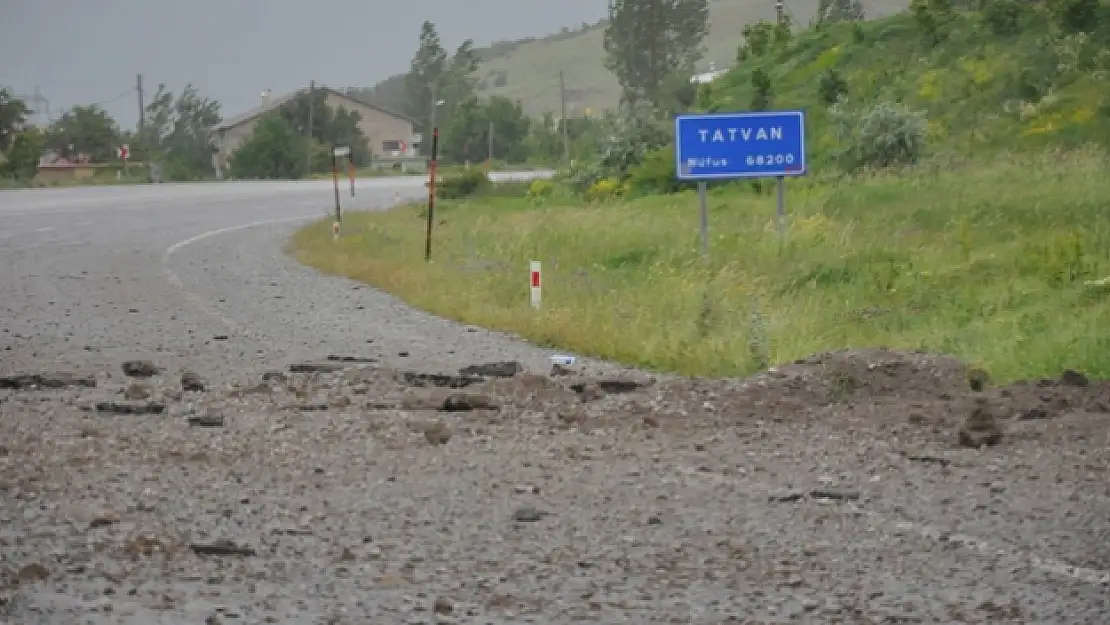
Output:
(0, 0), (607, 128)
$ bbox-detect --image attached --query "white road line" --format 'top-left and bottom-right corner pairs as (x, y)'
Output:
(162, 215), (318, 332)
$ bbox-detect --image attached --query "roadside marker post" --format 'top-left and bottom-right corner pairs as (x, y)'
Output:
(332, 146), (349, 239)
(530, 261), (542, 309)
(674, 110), (807, 256)
(346, 148), (356, 197)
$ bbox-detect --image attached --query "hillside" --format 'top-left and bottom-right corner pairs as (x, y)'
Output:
(700, 5), (1110, 164)
(364, 0), (909, 117)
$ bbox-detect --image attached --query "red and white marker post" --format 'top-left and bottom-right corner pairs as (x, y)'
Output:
(530, 261), (541, 309)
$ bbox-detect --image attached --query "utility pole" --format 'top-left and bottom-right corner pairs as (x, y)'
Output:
(136, 74), (145, 133)
(306, 80), (315, 176)
(136, 74), (145, 180)
(559, 70), (570, 164)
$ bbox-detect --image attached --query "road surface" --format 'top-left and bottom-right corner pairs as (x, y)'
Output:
(0, 178), (1108, 625)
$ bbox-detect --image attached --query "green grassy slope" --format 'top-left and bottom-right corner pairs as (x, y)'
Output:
(696, 7), (1110, 167)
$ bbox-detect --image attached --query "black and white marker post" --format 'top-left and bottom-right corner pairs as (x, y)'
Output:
(332, 145), (349, 240)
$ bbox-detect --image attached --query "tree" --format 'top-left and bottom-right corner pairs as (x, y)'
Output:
(1, 128), (43, 180)
(142, 84), (222, 180)
(751, 69), (773, 111)
(441, 95), (531, 164)
(816, 0), (866, 25)
(45, 105), (120, 162)
(441, 39), (480, 113)
(404, 20), (449, 149)
(603, 0), (709, 110)
(228, 114), (306, 179)
(0, 87), (31, 153)
(276, 90), (371, 170)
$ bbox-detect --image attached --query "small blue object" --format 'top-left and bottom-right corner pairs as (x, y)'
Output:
(674, 110), (807, 180)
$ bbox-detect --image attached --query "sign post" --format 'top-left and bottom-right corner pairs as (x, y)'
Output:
(332, 146), (348, 240)
(530, 261), (542, 309)
(424, 128), (439, 262)
(117, 144), (130, 176)
(674, 110), (807, 255)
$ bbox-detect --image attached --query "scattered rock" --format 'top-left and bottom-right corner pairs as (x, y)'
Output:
(434, 597), (454, 615)
(95, 401), (165, 415)
(89, 512), (120, 529)
(0, 372), (97, 390)
(397, 371), (483, 388)
(180, 371), (206, 392)
(441, 392), (499, 412)
(17, 563), (49, 583)
(958, 397), (1004, 448)
(261, 371), (287, 383)
(572, 382), (605, 403)
(458, 361), (523, 378)
(1060, 369), (1090, 387)
(326, 355), (377, 363)
(423, 422), (452, 445)
(121, 360), (159, 378)
(189, 540), (256, 557)
(187, 414), (226, 427)
(966, 368), (991, 392)
(288, 362), (345, 373)
(808, 489), (860, 501)
(557, 409), (587, 427)
(550, 363), (574, 377)
(512, 506), (550, 523)
(122, 382), (151, 400)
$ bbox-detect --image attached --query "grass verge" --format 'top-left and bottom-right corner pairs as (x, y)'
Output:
(290, 150), (1110, 382)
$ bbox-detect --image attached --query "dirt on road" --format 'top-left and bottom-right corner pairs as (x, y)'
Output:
(1, 348), (1108, 624)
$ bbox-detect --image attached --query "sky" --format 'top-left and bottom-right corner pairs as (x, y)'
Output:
(0, 0), (608, 128)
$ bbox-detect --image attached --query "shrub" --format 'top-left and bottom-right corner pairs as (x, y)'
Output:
(1050, 0), (1099, 33)
(435, 169), (490, 199)
(628, 146), (697, 195)
(818, 69), (848, 106)
(830, 100), (928, 170)
(584, 177), (625, 202)
(981, 0), (1028, 36)
(527, 178), (555, 199)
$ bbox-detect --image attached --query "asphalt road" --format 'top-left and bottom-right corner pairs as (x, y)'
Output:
(0, 173), (577, 381)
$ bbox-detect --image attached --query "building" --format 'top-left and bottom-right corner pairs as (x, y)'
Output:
(690, 62), (728, 85)
(34, 151), (104, 185)
(209, 86), (421, 177)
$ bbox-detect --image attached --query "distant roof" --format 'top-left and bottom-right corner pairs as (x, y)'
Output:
(212, 86), (416, 132)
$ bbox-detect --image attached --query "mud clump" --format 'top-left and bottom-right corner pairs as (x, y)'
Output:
(958, 397), (1005, 448)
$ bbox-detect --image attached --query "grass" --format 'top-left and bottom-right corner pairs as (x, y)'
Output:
(463, 0), (909, 116)
(290, 149), (1110, 383)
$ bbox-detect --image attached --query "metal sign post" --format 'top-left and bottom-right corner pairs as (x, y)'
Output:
(674, 110), (808, 256)
(424, 128), (440, 262)
(332, 146), (348, 239)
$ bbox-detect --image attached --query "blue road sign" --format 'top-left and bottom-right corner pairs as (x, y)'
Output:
(674, 110), (807, 180)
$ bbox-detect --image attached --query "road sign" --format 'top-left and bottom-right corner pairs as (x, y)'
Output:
(674, 110), (806, 180)
(333, 146), (350, 157)
(117, 144), (129, 160)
